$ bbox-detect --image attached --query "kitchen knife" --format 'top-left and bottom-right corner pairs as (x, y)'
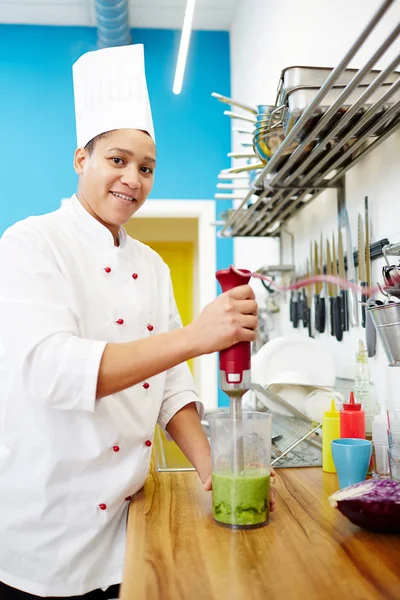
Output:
(292, 276), (299, 328)
(302, 288), (308, 329)
(289, 285), (295, 325)
(365, 196), (376, 356)
(309, 242), (315, 334)
(332, 232), (343, 342)
(365, 197), (371, 294)
(306, 258), (313, 338)
(289, 271), (294, 324)
(338, 229), (349, 331)
(343, 208), (359, 327)
(289, 290), (293, 323)
(298, 279), (304, 327)
(313, 241), (320, 332)
(301, 286), (307, 328)
(326, 239), (334, 337)
(318, 233), (326, 333)
(358, 214), (367, 328)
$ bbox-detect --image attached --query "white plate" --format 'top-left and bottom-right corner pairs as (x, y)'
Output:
(304, 389), (344, 423)
(251, 336), (336, 388)
(250, 383), (304, 417)
(274, 384), (309, 414)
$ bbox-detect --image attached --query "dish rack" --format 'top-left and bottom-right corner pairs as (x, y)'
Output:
(219, 0), (400, 238)
(251, 383), (322, 467)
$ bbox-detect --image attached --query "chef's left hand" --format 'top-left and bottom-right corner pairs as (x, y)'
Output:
(202, 468), (277, 513)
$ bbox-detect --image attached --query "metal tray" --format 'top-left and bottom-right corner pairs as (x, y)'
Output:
(287, 82), (400, 117)
(284, 82), (400, 137)
(276, 65), (400, 105)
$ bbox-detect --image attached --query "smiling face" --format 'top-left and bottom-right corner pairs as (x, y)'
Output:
(74, 128), (156, 242)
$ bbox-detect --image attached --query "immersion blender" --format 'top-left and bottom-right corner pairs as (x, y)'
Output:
(216, 266), (252, 475)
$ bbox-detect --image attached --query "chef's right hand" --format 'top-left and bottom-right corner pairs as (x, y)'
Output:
(189, 285), (258, 355)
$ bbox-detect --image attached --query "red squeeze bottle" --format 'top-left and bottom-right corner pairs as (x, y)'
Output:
(340, 391), (366, 439)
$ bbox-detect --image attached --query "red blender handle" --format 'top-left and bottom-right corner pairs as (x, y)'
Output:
(216, 266), (252, 384)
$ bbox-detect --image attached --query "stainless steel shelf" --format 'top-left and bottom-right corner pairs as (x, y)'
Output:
(219, 0), (400, 238)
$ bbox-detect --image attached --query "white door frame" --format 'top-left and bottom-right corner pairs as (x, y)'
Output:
(131, 200), (217, 411)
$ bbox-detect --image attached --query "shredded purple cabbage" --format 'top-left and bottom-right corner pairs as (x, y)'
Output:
(330, 479), (400, 505)
(329, 479), (400, 533)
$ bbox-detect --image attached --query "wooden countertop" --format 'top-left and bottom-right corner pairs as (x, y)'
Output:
(120, 466), (400, 600)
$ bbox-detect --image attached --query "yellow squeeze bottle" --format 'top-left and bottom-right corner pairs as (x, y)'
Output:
(322, 399), (340, 473)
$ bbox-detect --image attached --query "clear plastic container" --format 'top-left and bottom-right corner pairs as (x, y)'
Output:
(389, 446), (400, 481)
(354, 341), (380, 437)
(387, 408), (400, 432)
(207, 411), (272, 529)
(388, 427), (400, 481)
(371, 443), (390, 479)
(371, 413), (390, 479)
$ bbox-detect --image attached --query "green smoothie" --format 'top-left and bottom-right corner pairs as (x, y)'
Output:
(212, 469), (270, 528)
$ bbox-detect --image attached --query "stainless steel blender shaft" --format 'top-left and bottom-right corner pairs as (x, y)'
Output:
(221, 372), (251, 475)
(229, 397), (244, 475)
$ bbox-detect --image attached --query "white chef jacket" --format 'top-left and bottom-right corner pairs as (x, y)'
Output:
(0, 194), (201, 596)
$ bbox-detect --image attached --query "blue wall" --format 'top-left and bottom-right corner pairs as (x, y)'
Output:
(0, 24), (233, 406)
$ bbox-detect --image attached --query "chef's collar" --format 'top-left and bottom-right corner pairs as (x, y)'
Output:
(68, 194), (127, 248)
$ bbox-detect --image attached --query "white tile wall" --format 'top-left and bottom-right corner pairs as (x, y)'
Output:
(231, 0), (400, 407)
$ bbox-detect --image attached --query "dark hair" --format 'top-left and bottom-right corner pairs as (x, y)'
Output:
(84, 131), (112, 154)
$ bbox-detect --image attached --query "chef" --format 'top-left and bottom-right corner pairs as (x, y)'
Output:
(0, 43), (274, 599)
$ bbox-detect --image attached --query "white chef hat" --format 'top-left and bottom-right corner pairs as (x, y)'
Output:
(72, 43), (155, 148)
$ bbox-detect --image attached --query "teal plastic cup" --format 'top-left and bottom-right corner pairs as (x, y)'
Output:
(331, 438), (372, 489)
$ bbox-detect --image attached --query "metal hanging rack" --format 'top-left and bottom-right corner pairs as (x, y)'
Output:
(219, 0), (400, 238)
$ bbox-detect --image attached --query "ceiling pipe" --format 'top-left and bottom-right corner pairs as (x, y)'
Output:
(94, 0), (132, 48)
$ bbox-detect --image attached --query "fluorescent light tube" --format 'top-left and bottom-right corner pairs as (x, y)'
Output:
(173, 0), (196, 95)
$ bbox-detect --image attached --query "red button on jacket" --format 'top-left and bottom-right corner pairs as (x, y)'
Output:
(99, 503), (107, 511)
(132, 273), (138, 280)
(143, 383), (150, 390)
(104, 267), (112, 273)
(116, 319), (124, 325)
(147, 324), (154, 331)
(125, 496), (132, 501)
(145, 440), (152, 447)
(112, 445), (120, 452)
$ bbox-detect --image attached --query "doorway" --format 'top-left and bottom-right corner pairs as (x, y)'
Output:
(142, 240), (194, 372)
(125, 200), (217, 411)
(124, 217), (199, 471)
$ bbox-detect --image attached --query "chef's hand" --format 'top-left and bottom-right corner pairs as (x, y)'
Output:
(202, 469), (277, 513)
(188, 285), (258, 355)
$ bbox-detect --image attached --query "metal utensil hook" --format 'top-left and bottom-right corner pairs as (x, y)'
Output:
(382, 242), (400, 266)
(383, 244), (391, 266)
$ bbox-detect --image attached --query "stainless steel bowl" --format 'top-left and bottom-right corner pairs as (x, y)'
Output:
(368, 303), (400, 366)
